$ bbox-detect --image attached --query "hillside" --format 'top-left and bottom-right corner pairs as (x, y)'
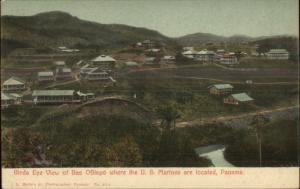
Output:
(1, 11), (176, 56)
(175, 33), (252, 46)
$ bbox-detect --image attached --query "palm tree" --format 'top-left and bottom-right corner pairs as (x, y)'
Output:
(250, 114), (270, 167)
(156, 105), (181, 130)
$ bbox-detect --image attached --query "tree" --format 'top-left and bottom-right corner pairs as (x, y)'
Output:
(156, 104), (181, 130)
(250, 114), (270, 167)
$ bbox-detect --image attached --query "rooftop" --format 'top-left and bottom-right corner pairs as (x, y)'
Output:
(267, 49), (289, 53)
(92, 55), (116, 62)
(3, 77), (25, 85)
(54, 61), (66, 66)
(1, 92), (22, 100)
(32, 90), (75, 96)
(38, 72), (54, 77)
(125, 61), (139, 66)
(209, 84), (233, 90)
(231, 93), (254, 102)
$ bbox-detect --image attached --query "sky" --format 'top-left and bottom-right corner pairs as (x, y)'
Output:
(1, 0), (299, 37)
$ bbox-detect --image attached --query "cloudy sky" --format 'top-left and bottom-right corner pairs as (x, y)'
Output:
(1, 0), (299, 37)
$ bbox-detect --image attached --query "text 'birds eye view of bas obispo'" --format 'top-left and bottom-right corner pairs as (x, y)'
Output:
(1, 1), (299, 168)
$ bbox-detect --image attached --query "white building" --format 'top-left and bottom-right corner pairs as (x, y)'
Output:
(161, 56), (176, 64)
(38, 72), (54, 82)
(2, 77), (26, 91)
(265, 49), (289, 60)
(90, 55), (116, 70)
(194, 50), (216, 63)
(219, 53), (238, 64)
(1, 92), (22, 109)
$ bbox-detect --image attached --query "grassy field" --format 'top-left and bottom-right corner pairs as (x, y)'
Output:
(234, 57), (299, 69)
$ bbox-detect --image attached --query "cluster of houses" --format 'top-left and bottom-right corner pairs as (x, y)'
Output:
(208, 84), (254, 105)
(182, 47), (239, 64)
(37, 61), (73, 82)
(251, 48), (289, 60)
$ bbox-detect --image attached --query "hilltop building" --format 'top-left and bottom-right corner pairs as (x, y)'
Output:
(142, 40), (156, 49)
(38, 72), (55, 82)
(194, 50), (216, 63)
(161, 56), (176, 64)
(1, 93), (22, 109)
(208, 84), (233, 96)
(90, 55), (116, 70)
(2, 77), (26, 91)
(219, 53), (238, 64)
(265, 49), (289, 60)
(80, 66), (111, 81)
(223, 93), (254, 105)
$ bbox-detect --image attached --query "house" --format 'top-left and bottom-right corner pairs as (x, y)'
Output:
(142, 40), (156, 49)
(194, 50), (216, 63)
(2, 77), (26, 91)
(223, 93), (254, 105)
(183, 47), (194, 51)
(32, 90), (77, 104)
(38, 72), (54, 82)
(81, 67), (110, 81)
(208, 84), (233, 96)
(265, 49), (289, 60)
(125, 61), (139, 67)
(1, 92), (22, 109)
(54, 61), (66, 68)
(182, 50), (197, 59)
(56, 68), (73, 80)
(144, 57), (156, 65)
(90, 55), (116, 70)
(219, 53), (238, 64)
(161, 56), (176, 64)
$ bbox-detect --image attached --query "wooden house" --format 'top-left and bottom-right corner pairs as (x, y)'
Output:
(38, 71), (54, 82)
(55, 68), (72, 80)
(1, 93), (22, 109)
(208, 84), (233, 96)
(223, 93), (254, 105)
(2, 77), (26, 91)
(90, 55), (116, 70)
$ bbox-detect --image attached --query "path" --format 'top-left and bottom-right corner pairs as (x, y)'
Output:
(175, 105), (298, 128)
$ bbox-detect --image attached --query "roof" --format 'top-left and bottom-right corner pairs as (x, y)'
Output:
(3, 77), (25, 86)
(231, 93), (254, 102)
(32, 90), (75, 96)
(145, 57), (155, 61)
(209, 84), (233, 89)
(125, 61), (139, 66)
(1, 93), (12, 100)
(92, 55), (116, 62)
(54, 61), (65, 66)
(1, 92), (22, 100)
(182, 50), (196, 55)
(76, 91), (87, 96)
(38, 72), (54, 77)
(163, 56), (175, 60)
(62, 68), (71, 73)
(267, 49), (289, 54)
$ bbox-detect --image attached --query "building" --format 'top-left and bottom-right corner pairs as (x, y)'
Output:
(1, 92), (22, 109)
(124, 61), (139, 67)
(38, 72), (54, 82)
(144, 57), (156, 65)
(182, 50), (197, 59)
(183, 47), (194, 51)
(54, 61), (66, 68)
(32, 90), (77, 104)
(2, 77), (26, 91)
(56, 68), (72, 80)
(194, 50), (216, 63)
(265, 49), (289, 60)
(161, 56), (176, 64)
(223, 93), (254, 105)
(219, 53), (238, 64)
(142, 40), (156, 49)
(90, 55), (116, 70)
(208, 84), (233, 96)
(81, 67), (110, 81)
(32, 90), (95, 104)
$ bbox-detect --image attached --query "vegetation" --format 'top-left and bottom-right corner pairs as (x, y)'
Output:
(224, 119), (298, 167)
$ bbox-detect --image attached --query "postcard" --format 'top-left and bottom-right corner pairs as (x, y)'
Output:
(1, 0), (299, 188)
